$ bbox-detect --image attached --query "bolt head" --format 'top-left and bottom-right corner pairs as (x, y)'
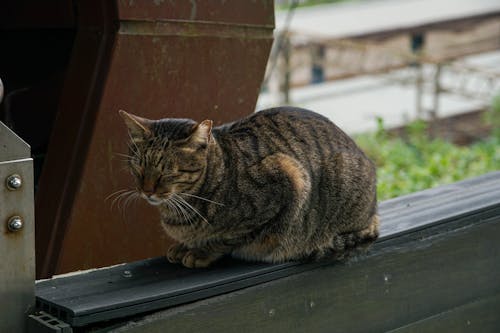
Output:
(6, 174), (22, 190)
(122, 270), (132, 278)
(7, 216), (23, 232)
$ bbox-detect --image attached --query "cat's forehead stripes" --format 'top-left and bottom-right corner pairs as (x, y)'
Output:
(152, 118), (197, 140)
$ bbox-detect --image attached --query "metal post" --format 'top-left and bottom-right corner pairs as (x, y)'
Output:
(415, 65), (423, 119)
(0, 78), (35, 332)
(429, 63), (442, 138)
(279, 35), (291, 104)
(411, 33), (425, 119)
(311, 43), (325, 84)
(432, 63), (442, 116)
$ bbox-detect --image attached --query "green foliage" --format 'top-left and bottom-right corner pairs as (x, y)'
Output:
(355, 117), (500, 201)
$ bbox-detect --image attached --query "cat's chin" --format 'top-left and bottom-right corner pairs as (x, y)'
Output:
(146, 198), (163, 206)
(141, 193), (165, 206)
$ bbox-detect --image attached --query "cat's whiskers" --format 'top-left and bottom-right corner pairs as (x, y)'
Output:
(167, 197), (195, 226)
(127, 132), (140, 154)
(106, 188), (137, 210)
(114, 152), (134, 163)
(169, 196), (194, 226)
(178, 193), (224, 206)
(173, 193), (210, 225)
(104, 189), (139, 212)
(116, 191), (135, 211)
(120, 165), (132, 173)
(123, 191), (141, 212)
(164, 199), (182, 221)
(168, 196), (193, 225)
(105, 188), (129, 202)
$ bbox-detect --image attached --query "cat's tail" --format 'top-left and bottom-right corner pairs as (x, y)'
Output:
(351, 214), (380, 245)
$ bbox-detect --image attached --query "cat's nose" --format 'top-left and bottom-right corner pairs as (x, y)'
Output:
(141, 192), (162, 205)
(141, 191), (159, 203)
(142, 179), (155, 194)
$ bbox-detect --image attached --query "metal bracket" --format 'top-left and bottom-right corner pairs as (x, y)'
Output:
(0, 119), (35, 332)
(27, 312), (72, 333)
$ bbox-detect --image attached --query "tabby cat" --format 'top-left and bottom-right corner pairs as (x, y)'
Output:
(119, 107), (379, 268)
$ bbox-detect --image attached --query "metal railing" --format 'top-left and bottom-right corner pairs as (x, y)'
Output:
(265, 12), (500, 118)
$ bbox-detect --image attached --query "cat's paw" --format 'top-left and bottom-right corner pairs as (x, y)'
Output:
(181, 250), (217, 268)
(166, 243), (189, 264)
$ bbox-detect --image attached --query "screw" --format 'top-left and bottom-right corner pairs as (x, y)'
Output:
(122, 270), (132, 278)
(6, 174), (22, 190)
(7, 216), (23, 232)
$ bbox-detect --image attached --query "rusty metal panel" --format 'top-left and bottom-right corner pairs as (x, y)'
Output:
(0, 121), (35, 333)
(35, 0), (274, 277)
(117, 0), (275, 27)
(35, 0), (119, 279)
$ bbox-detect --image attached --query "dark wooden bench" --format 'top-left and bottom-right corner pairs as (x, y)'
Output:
(32, 171), (500, 332)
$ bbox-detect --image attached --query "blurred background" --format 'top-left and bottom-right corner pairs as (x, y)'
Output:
(2, 3), (499, 330)
(259, 0), (500, 200)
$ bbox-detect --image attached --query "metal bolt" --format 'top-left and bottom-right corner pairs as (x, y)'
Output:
(6, 174), (22, 190)
(7, 216), (23, 232)
(122, 270), (132, 278)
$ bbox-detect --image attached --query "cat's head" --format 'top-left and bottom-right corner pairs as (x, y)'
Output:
(119, 110), (213, 206)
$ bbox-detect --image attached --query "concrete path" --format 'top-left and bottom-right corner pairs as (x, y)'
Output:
(276, 0), (500, 38)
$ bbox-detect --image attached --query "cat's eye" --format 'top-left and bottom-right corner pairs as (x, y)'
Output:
(177, 169), (202, 174)
(154, 176), (163, 188)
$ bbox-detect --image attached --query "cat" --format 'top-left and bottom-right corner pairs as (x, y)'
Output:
(119, 107), (379, 268)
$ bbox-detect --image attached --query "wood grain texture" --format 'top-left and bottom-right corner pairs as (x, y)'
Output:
(35, 172), (500, 330)
(109, 216), (500, 333)
(388, 293), (500, 333)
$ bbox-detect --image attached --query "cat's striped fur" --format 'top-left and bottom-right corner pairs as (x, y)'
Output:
(120, 107), (379, 268)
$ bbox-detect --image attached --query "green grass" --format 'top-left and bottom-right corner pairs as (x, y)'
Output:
(355, 107), (500, 201)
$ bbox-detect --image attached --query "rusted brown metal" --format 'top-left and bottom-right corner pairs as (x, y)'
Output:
(34, 0), (274, 278)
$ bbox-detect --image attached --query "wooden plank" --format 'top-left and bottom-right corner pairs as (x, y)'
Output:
(388, 293), (500, 333)
(35, 172), (500, 328)
(107, 215), (500, 332)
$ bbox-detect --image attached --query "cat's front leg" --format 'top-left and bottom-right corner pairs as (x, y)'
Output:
(181, 248), (224, 268)
(166, 242), (189, 264)
(167, 243), (222, 268)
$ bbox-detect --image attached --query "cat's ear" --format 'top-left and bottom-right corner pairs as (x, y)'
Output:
(191, 120), (213, 146)
(119, 110), (152, 139)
